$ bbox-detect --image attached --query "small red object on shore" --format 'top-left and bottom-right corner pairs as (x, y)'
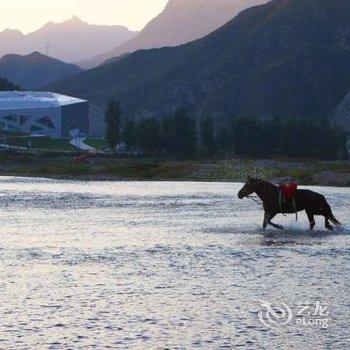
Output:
(74, 154), (90, 165)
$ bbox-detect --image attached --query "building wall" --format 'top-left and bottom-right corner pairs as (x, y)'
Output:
(0, 101), (89, 138)
(0, 107), (62, 137)
(61, 101), (90, 137)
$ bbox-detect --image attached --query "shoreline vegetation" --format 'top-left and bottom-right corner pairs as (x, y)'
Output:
(0, 149), (349, 187)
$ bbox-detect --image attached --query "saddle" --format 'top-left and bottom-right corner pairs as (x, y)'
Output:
(278, 178), (298, 221)
(280, 182), (298, 199)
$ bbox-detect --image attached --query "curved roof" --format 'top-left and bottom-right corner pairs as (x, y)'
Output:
(0, 91), (87, 109)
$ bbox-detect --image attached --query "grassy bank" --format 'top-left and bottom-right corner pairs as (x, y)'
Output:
(0, 150), (349, 186)
(5, 136), (78, 152)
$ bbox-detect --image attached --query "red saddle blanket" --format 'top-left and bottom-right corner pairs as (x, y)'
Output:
(280, 183), (298, 200)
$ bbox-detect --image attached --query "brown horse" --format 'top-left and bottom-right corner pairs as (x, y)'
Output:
(238, 177), (341, 231)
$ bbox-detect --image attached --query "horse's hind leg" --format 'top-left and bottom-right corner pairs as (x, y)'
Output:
(306, 210), (315, 230)
(325, 217), (333, 231)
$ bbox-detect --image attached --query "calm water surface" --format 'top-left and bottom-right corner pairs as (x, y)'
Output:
(0, 177), (349, 349)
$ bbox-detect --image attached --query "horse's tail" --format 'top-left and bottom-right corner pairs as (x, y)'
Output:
(323, 197), (342, 226)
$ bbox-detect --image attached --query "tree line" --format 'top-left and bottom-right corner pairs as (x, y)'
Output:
(0, 78), (20, 91)
(105, 100), (347, 160)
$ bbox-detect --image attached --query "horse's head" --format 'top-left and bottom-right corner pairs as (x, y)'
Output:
(238, 176), (260, 199)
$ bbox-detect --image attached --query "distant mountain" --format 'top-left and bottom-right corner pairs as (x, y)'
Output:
(0, 52), (82, 89)
(0, 16), (138, 63)
(47, 0), (350, 135)
(0, 29), (25, 57)
(82, 0), (270, 68)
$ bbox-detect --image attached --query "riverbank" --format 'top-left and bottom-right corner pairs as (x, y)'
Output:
(0, 150), (349, 186)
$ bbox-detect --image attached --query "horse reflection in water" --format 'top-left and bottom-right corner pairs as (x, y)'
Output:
(238, 177), (341, 231)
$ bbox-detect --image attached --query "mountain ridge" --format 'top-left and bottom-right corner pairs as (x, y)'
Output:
(47, 0), (350, 135)
(81, 0), (270, 68)
(0, 52), (83, 89)
(0, 17), (138, 63)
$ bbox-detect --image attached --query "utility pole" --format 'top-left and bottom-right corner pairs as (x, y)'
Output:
(45, 42), (51, 56)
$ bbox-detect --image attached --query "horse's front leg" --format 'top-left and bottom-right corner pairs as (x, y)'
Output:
(265, 212), (284, 230)
(262, 212), (268, 229)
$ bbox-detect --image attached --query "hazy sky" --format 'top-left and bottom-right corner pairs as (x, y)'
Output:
(0, 0), (169, 33)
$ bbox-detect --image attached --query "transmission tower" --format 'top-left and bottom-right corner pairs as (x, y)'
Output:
(45, 42), (51, 56)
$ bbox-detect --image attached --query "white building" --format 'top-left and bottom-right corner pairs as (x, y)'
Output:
(0, 91), (89, 138)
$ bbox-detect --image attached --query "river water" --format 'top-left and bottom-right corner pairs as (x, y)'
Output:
(0, 177), (348, 349)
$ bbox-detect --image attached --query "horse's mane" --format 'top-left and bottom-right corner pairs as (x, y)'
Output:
(252, 178), (279, 191)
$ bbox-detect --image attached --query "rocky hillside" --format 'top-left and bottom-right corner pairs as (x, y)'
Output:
(82, 0), (269, 68)
(0, 52), (82, 89)
(333, 92), (350, 132)
(47, 0), (350, 134)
